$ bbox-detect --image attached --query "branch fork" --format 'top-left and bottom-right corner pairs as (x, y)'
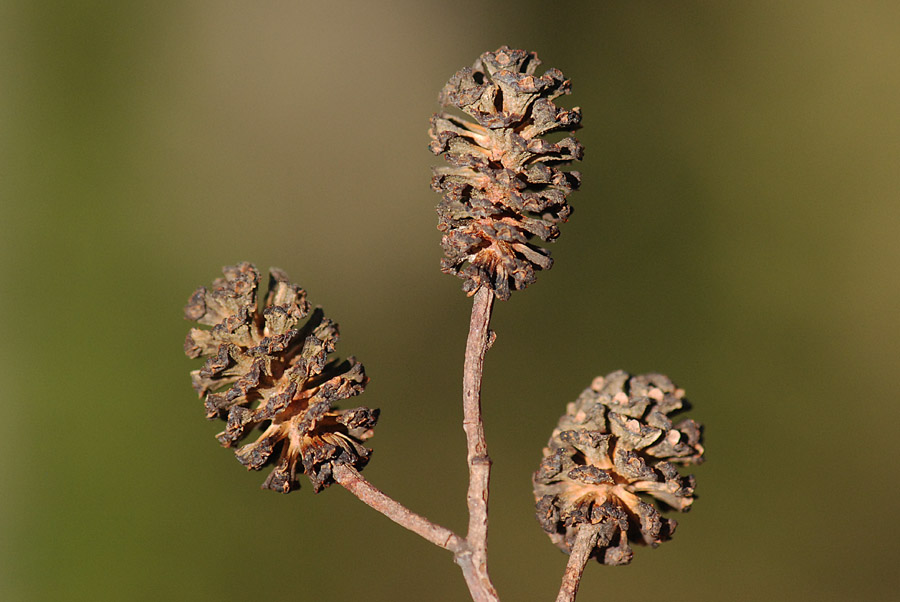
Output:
(335, 286), (500, 602)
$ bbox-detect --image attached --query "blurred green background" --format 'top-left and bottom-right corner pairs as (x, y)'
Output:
(3, 1), (899, 600)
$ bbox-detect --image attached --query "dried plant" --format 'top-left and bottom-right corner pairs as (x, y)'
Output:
(429, 46), (582, 300)
(184, 263), (377, 493)
(534, 372), (703, 572)
(181, 46), (704, 602)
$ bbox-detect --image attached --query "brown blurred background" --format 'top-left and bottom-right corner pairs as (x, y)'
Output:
(2, 1), (899, 600)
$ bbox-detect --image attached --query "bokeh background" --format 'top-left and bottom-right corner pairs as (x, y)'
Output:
(3, 1), (899, 600)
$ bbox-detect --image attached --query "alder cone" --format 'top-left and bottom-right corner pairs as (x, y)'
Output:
(184, 263), (378, 493)
(430, 46), (583, 300)
(533, 371), (704, 565)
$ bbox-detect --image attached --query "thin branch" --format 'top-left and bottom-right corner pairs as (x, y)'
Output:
(555, 525), (601, 602)
(334, 463), (497, 602)
(462, 286), (499, 600)
(335, 285), (501, 602)
(333, 463), (465, 552)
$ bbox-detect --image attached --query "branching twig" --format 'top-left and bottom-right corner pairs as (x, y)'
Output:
(462, 287), (499, 600)
(335, 286), (501, 602)
(555, 524), (601, 602)
(334, 463), (497, 602)
(334, 463), (465, 551)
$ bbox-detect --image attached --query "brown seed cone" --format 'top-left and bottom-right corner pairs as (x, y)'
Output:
(183, 262), (378, 493)
(533, 371), (704, 565)
(429, 46), (583, 300)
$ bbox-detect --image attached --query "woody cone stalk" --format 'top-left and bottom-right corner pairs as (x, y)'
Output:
(430, 46), (583, 300)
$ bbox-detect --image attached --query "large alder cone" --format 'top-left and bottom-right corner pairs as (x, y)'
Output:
(429, 46), (583, 300)
(183, 263), (378, 493)
(533, 371), (704, 565)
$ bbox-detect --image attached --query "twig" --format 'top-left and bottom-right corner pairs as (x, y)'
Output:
(333, 463), (497, 602)
(555, 525), (601, 602)
(462, 287), (499, 600)
(335, 285), (500, 602)
(334, 463), (465, 552)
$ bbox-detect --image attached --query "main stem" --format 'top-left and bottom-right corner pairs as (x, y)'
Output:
(462, 287), (498, 601)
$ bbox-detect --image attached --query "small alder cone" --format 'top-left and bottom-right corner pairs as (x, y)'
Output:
(183, 262), (378, 493)
(533, 371), (704, 565)
(429, 46), (583, 300)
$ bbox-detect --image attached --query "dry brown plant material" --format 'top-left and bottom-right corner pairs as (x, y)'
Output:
(430, 46), (583, 300)
(184, 263), (378, 493)
(534, 371), (704, 566)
